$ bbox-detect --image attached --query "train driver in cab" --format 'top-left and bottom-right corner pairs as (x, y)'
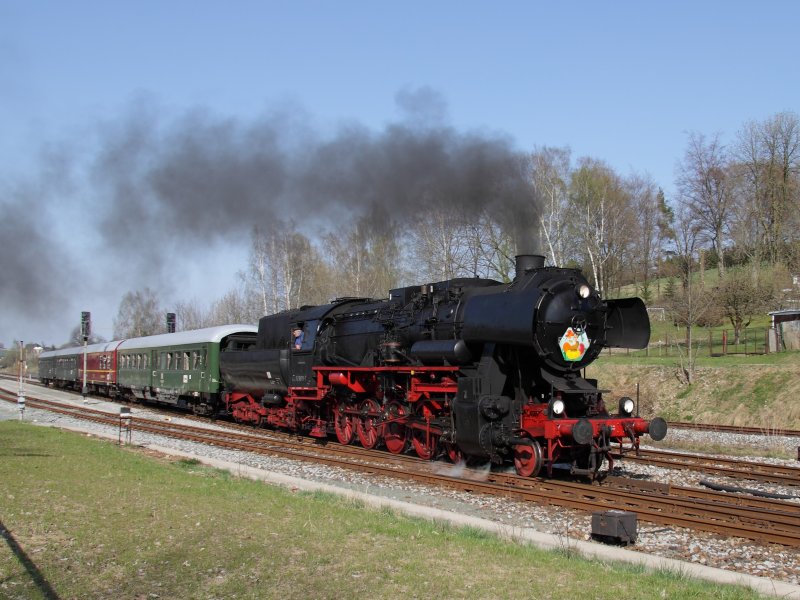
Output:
(292, 326), (305, 350)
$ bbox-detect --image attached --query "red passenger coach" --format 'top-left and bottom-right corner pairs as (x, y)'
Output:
(79, 341), (123, 395)
(39, 341), (122, 396)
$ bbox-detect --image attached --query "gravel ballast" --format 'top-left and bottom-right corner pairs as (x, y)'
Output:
(3, 381), (799, 597)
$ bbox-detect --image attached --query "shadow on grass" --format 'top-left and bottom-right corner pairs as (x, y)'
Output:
(0, 519), (60, 599)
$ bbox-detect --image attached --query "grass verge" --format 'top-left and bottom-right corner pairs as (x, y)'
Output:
(0, 422), (767, 599)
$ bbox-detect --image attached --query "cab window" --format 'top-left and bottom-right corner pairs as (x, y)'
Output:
(298, 319), (318, 351)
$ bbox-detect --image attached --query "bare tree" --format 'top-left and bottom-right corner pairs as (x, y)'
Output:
(247, 225), (272, 315)
(463, 211), (516, 281)
(715, 270), (773, 345)
(671, 199), (701, 292)
(409, 205), (472, 282)
(666, 203), (713, 383)
(531, 146), (571, 266)
(243, 220), (324, 313)
(64, 326), (107, 348)
(173, 299), (207, 331)
(734, 112), (800, 266)
(627, 173), (660, 302)
(676, 132), (734, 277)
(113, 288), (162, 338)
(667, 282), (715, 384)
(568, 158), (632, 296)
(207, 288), (254, 325)
(324, 209), (402, 298)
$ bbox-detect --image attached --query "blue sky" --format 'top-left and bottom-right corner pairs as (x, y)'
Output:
(2, 1), (799, 345)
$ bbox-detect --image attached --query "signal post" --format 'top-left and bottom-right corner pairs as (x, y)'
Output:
(81, 311), (91, 403)
(17, 340), (25, 420)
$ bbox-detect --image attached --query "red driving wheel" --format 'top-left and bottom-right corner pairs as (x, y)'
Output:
(356, 398), (381, 449)
(333, 401), (355, 445)
(383, 402), (409, 454)
(513, 439), (543, 477)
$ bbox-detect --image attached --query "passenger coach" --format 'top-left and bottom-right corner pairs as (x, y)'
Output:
(39, 341), (122, 395)
(39, 325), (258, 416)
(116, 325), (257, 415)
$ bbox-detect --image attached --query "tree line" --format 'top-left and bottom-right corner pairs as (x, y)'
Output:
(104, 111), (799, 375)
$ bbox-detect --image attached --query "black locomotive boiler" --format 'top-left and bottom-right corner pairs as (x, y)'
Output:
(220, 255), (667, 477)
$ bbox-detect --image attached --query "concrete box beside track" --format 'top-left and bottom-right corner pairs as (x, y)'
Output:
(591, 510), (637, 545)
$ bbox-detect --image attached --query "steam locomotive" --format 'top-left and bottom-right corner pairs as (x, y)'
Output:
(220, 255), (667, 478)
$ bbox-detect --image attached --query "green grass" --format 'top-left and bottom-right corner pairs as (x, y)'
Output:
(0, 423), (768, 599)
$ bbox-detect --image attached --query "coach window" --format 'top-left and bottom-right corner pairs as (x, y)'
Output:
(183, 351), (190, 370)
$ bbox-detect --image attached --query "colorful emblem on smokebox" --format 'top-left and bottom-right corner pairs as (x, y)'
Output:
(559, 327), (589, 361)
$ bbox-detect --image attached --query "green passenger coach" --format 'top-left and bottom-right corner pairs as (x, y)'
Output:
(116, 325), (258, 415)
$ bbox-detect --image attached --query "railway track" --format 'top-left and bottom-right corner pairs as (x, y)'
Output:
(612, 447), (800, 487)
(3, 388), (800, 547)
(669, 420), (800, 438)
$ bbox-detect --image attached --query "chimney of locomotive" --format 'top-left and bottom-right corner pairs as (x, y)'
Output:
(514, 254), (545, 280)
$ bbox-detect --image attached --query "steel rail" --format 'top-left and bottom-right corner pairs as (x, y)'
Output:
(668, 421), (800, 438)
(612, 447), (800, 487)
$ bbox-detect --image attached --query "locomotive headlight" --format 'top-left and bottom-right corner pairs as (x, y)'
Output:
(549, 398), (565, 416)
(619, 396), (635, 416)
(578, 284), (591, 299)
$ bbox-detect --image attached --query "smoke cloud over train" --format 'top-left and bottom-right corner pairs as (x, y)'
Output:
(1, 89), (540, 342)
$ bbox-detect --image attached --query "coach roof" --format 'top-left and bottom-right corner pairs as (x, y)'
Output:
(117, 324), (257, 351)
(39, 340), (124, 358)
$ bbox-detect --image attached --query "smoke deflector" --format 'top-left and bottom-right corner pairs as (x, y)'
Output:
(604, 298), (650, 349)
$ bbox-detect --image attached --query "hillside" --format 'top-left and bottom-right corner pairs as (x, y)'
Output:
(587, 353), (800, 430)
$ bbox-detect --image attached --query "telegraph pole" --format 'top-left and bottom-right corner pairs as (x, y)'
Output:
(81, 311), (91, 404)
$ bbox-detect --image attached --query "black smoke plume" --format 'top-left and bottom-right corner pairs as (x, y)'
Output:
(91, 90), (541, 259)
(2, 89), (541, 341)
